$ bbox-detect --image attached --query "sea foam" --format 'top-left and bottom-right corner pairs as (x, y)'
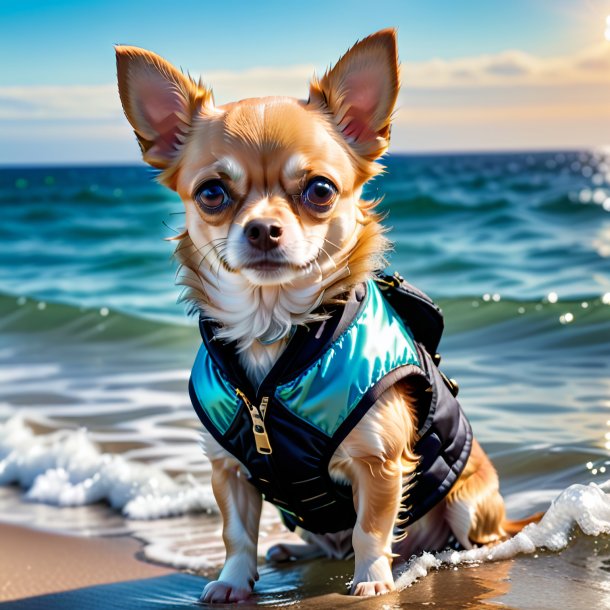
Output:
(396, 481), (610, 590)
(0, 416), (215, 519)
(2, 417), (610, 582)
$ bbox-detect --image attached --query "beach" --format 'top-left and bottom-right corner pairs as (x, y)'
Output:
(1, 151), (610, 608)
(0, 523), (172, 603)
(1, 517), (609, 609)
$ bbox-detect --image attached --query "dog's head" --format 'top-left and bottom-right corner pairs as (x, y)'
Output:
(116, 30), (399, 345)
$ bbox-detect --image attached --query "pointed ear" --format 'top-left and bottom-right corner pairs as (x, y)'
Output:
(115, 45), (214, 169)
(309, 29), (399, 160)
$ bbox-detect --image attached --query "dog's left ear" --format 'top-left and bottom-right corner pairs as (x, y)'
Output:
(309, 29), (399, 160)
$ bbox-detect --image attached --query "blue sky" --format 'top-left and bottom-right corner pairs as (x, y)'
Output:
(1, 0), (610, 163)
(1, 0), (600, 83)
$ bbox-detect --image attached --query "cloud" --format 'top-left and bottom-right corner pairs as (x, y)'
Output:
(0, 66), (315, 121)
(0, 85), (120, 120)
(201, 65), (314, 104)
(392, 43), (610, 152)
(2, 44), (609, 119)
(1, 43), (609, 161)
(402, 43), (610, 88)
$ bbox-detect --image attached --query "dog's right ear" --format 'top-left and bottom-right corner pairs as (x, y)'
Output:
(115, 46), (214, 169)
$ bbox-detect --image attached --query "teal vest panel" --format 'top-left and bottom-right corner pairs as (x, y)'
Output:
(274, 280), (419, 436)
(191, 343), (241, 434)
(190, 280), (419, 437)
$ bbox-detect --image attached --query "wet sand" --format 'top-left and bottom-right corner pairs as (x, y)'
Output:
(0, 524), (172, 603)
(2, 520), (609, 609)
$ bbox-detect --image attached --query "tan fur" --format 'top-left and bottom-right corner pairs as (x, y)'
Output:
(116, 29), (536, 603)
(328, 384), (419, 594)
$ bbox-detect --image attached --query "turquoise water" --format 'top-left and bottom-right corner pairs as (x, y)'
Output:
(2, 151), (609, 319)
(1, 149), (609, 454)
(0, 151), (609, 604)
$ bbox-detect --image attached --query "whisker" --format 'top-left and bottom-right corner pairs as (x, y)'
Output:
(322, 236), (342, 250)
(318, 245), (337, 269)
(162, 220), (182, 234)
(194, 239), (228, 272)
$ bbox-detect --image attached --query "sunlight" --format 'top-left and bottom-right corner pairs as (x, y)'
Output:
(605, 15), (610, 41)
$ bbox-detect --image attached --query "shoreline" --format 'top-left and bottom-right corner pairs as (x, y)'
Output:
(1, 518), (609, 609)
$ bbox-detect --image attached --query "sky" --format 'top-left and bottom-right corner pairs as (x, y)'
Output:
(1, 0), (610, 164)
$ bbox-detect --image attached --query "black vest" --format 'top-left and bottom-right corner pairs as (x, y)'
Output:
(189, 274), (472, 535)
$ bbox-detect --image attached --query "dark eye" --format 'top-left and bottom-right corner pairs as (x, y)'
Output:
(194, 179), (231, 212)
(301, 177), (338, 210)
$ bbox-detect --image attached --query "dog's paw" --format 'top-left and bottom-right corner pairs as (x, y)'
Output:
(266, 542), (325, 563)
(266, 543), (295, 562)
(200, 580), (251, 604)
(351, 580), (395, 596)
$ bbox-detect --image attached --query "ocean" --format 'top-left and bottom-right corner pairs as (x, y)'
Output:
(1, 150), (609, 607)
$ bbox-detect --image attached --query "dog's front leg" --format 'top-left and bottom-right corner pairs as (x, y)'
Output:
(201, 458), (262, 604)
(349, 456), (401, 596)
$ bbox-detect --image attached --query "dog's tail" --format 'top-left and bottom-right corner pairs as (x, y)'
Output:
(502, 511), (545, 536)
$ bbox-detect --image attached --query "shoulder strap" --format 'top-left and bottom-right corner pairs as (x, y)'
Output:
(374, 271), (444, 355)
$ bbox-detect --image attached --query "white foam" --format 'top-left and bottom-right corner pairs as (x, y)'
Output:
(4, 417), (610, 579)
(0, 416), (215, 520)
(395, 481), (610, 590)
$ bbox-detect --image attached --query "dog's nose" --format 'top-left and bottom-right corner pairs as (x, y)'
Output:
(244, 219), (283, 251)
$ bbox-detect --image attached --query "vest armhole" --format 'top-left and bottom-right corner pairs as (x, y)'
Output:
(403, 418), (473, 528)
(324, 363), (427, 458)
(329, 282), (368, 343)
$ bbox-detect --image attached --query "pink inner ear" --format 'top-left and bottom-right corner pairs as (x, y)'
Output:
(132, 70), (188, 155)
(139, 78), (182, 126)
(337, 69), (387, 143)
(340, 110), (378, 143)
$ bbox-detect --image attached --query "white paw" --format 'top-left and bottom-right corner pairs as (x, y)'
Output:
(200, 580), (252, 604)
(351, 580), (395, 596)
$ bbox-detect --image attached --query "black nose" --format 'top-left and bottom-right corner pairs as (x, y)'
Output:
(244, 219), (283, 251)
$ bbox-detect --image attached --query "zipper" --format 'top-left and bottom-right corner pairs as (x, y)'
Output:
(234, 384), (314, 527)
(236, 388), (272, 454)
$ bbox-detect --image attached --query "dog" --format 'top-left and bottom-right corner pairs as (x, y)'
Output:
(115, 29), (540, 603)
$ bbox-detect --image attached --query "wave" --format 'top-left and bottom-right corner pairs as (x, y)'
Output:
(380, 193), (510, 216)
(439, 294), (610, 332)
(383, 192), (609, 224)
(0, 187), (174, 205)
(0, 290), (193, 339)
(538, 194), (608, 216)
(396, 481), (610, 590)
(2, 289), (608, 344)
(0, 417), (214, 520)
(3, 417), (608, 581)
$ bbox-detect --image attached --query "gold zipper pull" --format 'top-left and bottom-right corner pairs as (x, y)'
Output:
(236, 389), (272, 455)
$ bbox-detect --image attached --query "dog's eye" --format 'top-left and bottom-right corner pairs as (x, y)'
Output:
(194, 180), (231, 212)
(301, 177), (338, 210)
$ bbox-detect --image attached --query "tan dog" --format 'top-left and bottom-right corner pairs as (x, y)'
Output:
(116, 29), (539, 603)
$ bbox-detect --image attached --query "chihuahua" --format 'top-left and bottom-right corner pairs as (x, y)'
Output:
(116, 29), (538, 603)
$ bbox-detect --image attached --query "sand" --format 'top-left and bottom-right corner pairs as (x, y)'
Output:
(0, 524), (173, 603)
(1, 521), (609, 609)
(0, 521), (507, 609)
